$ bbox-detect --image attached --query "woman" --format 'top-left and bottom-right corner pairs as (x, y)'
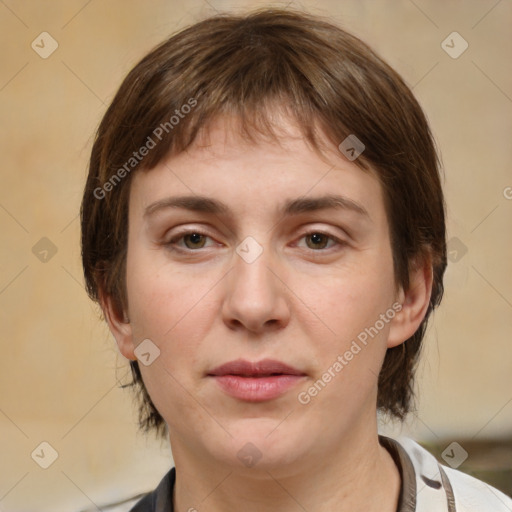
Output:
(80, 8), (512, 511)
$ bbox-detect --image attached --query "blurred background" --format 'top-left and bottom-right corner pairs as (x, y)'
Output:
(0, 0), (511, 510)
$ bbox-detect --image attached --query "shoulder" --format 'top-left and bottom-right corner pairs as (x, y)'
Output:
(129, 467), (175, 512)
(442, 465), (512, 511)
(394, 436), (512, 512)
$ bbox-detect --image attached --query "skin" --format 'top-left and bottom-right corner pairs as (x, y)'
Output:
(103, 114), (432, 512)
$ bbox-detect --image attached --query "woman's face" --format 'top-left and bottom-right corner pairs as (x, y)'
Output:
(116, 116), (409, 472)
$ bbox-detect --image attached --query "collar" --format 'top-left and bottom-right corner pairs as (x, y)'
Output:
(382, 436), (456, 512)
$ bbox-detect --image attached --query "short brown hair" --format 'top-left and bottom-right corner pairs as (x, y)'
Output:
(81, 8), (447, 438)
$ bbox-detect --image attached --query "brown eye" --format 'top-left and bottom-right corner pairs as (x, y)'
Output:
(182, 232), (207, 249)
(165, 230), (214, 252)
(304, 232), (330, 250)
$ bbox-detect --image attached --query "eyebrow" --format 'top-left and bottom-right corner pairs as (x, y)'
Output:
(144, 194), (370, 219)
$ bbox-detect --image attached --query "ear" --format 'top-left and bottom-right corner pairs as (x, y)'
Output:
(387, 253), (433, 348)
(99, 290), (136, 361)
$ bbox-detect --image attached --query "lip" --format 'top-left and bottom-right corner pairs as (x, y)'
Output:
(208, 359), (307, 402)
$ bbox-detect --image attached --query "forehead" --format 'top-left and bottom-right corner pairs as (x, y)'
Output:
(175, 112), (359, 167)
(129, 114), (386, 228)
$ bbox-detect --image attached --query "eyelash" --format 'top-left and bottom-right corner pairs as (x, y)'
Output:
(165, 229), (345, 254)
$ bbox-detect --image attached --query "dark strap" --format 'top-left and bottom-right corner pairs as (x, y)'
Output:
(439, 464), (457, 512)
(129, 467), (175, 511)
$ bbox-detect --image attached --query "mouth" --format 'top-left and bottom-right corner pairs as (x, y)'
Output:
(207, 359), (307, 402)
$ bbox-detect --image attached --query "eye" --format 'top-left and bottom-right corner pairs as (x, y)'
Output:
(297, 231), (343, 251)
(164, 229), (345, 253)
(166, 230), (215, 251)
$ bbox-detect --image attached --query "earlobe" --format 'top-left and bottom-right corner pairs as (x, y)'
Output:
(99, 291), (137, 361)
(387, 255), (433, 348)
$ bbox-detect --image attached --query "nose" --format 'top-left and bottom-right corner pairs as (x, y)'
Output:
(222, 244), (291, 334)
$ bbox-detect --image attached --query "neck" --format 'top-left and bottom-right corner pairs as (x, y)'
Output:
(170, 426), (400, 512)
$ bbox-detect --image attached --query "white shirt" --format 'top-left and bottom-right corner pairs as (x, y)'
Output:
(387, 436), (512, 511)
(127, 436), (512, 511)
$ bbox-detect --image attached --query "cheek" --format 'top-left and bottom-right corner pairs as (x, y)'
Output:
(292, 256), (397, 408)
(125, 253), (219, 364)
(299, 261), (396, 341)
(297, 278), (395, 403)
(124, 261), (219, 425)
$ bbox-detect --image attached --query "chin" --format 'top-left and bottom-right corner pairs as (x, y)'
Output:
(207, 418), (309, 471)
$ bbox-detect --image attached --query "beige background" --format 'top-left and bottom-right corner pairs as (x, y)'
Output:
(0, 0), (511, 510)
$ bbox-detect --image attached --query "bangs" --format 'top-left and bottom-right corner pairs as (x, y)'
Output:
(96, 10), (380, 182)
